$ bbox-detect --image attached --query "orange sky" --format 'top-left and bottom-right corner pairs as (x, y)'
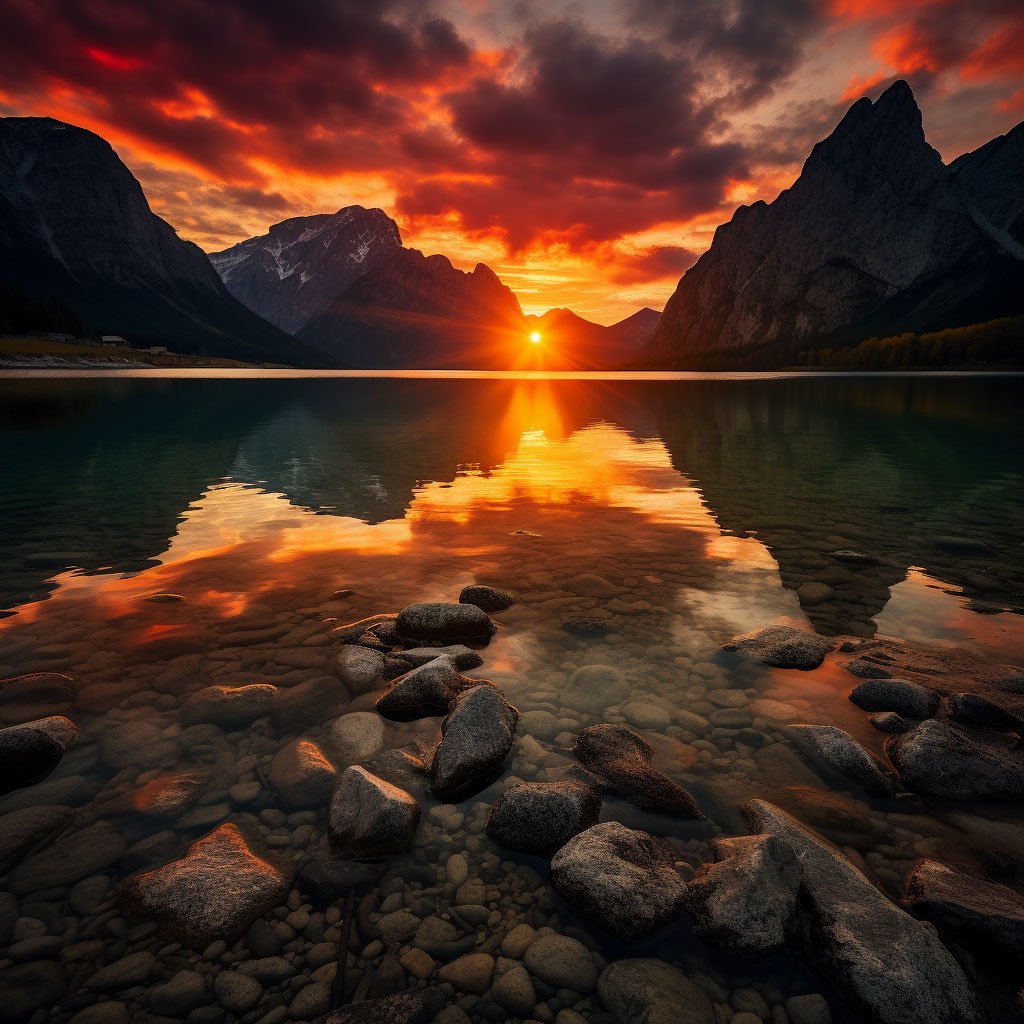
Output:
(1, 0), (1022, 323)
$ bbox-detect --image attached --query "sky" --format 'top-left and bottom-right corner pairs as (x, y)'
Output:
(1, 1), (1022, 324)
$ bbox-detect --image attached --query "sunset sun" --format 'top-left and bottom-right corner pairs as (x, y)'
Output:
(529, 331), (542, 344)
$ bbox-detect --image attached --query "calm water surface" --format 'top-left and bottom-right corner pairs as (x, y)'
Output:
(0, 372), (1022, 1023)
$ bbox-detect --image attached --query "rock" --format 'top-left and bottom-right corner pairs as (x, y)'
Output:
(744, 799), (982, 1024)
(431, 685), (519, 801)
(313, 989), (445, 1024)
(333, 646), (388, 695)
(296, 859), (383, 904)
(597, 959), (715, 1024)
(437, 952), (494, 994)
(69, 1006), (130, 1024)
(0, 673), (76, 719)
(0, 804), (74, 872)
(567, 664), (630, 712)
(376, 659), (485, 721)
(869, 712), (911, 734)
(0, 716), (78, 793)
(789, 724), (898, 797)
(270, 739), (338, 809)
(722, 625), (834, 670)
(411, 914), (463, 956)
(934, 535), (991, 554)
(399, 947), (435, 979)
(905, 858), (1024, 961)
(550, 821), (688, 940)
(888, 719), (1024, 800)
(10, 823), (125, 895)
(0, 960), (67, 1022)
(849, 679), (938, 719)
(121, 822), (290, 947)
(132, 771), (207, 817)
(87, 950), (157, 990)
(236, 956), (296, 982)
(100, 719), (177, 770)
(291, 980), (331, 1019)
(797, 583), (834, 607)
(561, 617), (613, 638)
(785, 994), (831, 1024)
(214, 970), (262, 1013)
(948, 693), (1023, 731)
(395, 645), (483, 670)
(842, 658), (892, 679)
(485, 780), (601, 854)
(328, 765), (419, 856)
(573, 724), (701, 817)
(396, 602), (495, 642)
(272, 676), (350, 731)
(491, 964), (536, 1014)
(328, 712), (386, 763)
(622, 701), (673, 730)
(523, 934), (598, 992)
(501, 923), (539, 958)
(180, 683), (276, 727)
(459, 584), (518, 612)
(686, 834), (801, 958)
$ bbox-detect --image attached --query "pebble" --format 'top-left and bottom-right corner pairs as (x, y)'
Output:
(523, 934), (598, 993)
(438, 953), (496, 994)
(214, 970), (263, 1012)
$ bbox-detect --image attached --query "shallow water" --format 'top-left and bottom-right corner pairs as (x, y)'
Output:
(0, 373), (1022, 1023)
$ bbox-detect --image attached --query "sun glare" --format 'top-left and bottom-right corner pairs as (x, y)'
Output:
(529, 331), (542, 344)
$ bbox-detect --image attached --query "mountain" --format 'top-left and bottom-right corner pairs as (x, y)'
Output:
(209, 207), (402, 334)
(648, 81), (1024, 365)
(525, 306), (662, 368)
(0, 117), (305, 363)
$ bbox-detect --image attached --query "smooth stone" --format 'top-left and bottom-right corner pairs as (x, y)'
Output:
(295, 859), (383, 904)
(501, 923), (539, 959)
(523, 934), (598, 993)
(180, 684), (276, 727)
(412, 915), (462, 956)
(722, 625), (834, 670)
(869, 712), (911, 734)
(849, 679), (939, 719)
(597, 959), (715, 1024)
(0, 960), (67, 1021)
(86, 950), (157, 990)
(99, 720), (176, 770)
(786, 994), (831, 1024)
(437, 953), (495, 994)
(0, 804), (74, 872)
(459, 584), (518, 612)
(622, 702), (673, 731)
(948, 693), (1023, 731)
(333, 646), (388, 696)
(235, 956), (296, 983)
(567, 664), (629, 712)
(290, 981), (331, 1019)
(0, 673), (76, 719)
(269, 739), (337, 810)
(560, 617), (613, 637)
(149, 970), (208, 1015)
(492, 964), (536, 1015)
(842, 659), (892, 679)
(797, 583), (834, 607)
(328, 765), (419, 857)
(69, 1005), (131, 1024)
(550, 821), (689, 940)
(121, 823), (289, 947)
(214, 970), (262, 1013)
(314, 990), (445, 1024)
(486, 780), (601, 854)
(789, 724), (898, 797)
(376, 657), (488, 722)
(327, 712), (386, 763)
(0, 716), (78, 793)
(396, 602), (495, 642)
(272, 676), (350, 731)
(396, 645), (483, 670)
(10, 823), (125, 895)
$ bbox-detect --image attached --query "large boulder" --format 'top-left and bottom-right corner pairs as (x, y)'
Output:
(269, 739), (337, 810)
(905, 858), (1024, 961)
(888, 719), (1024, 800)
(485, 780), (601, 854)
(180, 684), (276, 728)
(948, 693), (1024, 731)
(743, 800), (982, 1024)
(849, 679), (939, 719)
(396, 602), (495, 642)
(722, 625), (834, 670)
(573, 724), (702, 818)
(376, 659), (484, 721)
(789, 724), (899, 797)
(0, 716), (78, 794)
(121, 823), (290, 947)
(333, 646), (388, 695)
(459, 584), (518, 612)
(686, 834), (801, 958)
(596, 958), (715, 1024)
(550, 821), (688, 940)
(328, 765), (420, 857)
(566, 664), (630, 713)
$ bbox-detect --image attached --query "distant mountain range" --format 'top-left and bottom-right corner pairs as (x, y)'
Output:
(0, 117), (308, 364)
(526, 307), (662, 367)
(648, 81), (1024, 365)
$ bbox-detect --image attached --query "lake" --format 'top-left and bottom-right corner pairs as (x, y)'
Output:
(0, 371), (1022, 1023)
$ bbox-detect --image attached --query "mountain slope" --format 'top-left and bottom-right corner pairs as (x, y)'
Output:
(525, 307), (661, 368)
(648, 82), (1024, 364)
(0, 116), (306, 363)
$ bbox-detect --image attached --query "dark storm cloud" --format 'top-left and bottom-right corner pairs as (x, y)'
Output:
(607, 245), (699, 284)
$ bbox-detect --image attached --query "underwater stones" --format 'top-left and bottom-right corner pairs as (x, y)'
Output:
(431, 684), (519, 801)
(560, 616), (613, 638)
(0, 960), (67, 1022)
(396, 601), (495, 642)
(567, 663), (629, 712)
(797, 582), (834, 607)
(328, 765), (420, 856)
(0, 804), (74, 872)
(99, 719), (176, 770)
(686, 834), (801, 958)
(0, 715), (78, 793)
(180, 683), (276, 727)
(328, 711), (386, 763)
(523, 933), (599, 992)
(597, 959), (715, 1024)
(396, 645), (484, 671)
(272, 675), (349, 731)
(744, 799), (983, 1024)
(10, 823), (125, 895)
(491, 965), (536, 1015)
(295, 859), (383, 904)
(889, 719), (1024, 800)
(842, 658), (892, 679)
(376, 658), (484, 721)
(789, 724), (899, 797)
(132, 772), (206, 817)
(269, 739), (337, 809)
(0, 672), (76, 719)
(722, 625), (834, 670)
(459, 584), (518, 612)
(485, 780), (601, 854)
(333, 645), (388, 695)
(550, 821), (688, 940)
(905, 858), (1024, 961)
(849, 679), (939, 719)
(121, 822), (289, 947)
(573, 723), (702, 818)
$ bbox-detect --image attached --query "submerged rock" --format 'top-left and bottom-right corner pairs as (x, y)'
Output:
(0, 672), (76, 720)
(396, 645), (483, 670)
(431, 685), (519, 801)
(905, 858), (1024, 961)
(550, 821), (688, 940)
(296, 859), (383, 904)
(328, 765), (420, 856)
(743, 799), (982, 1024)
(121, 823), (290, 947)
(180, 683), (276, 728)
(0, 716), (78, 794)
(269, 739), (337, 810)
(849, 679), (939, 719)
(459, 584), (518, 612)
(888, 719), (1024, 800)
(567, 663), (630, 712)
(396, 602), (495, 642)
(10, 822), (125, 895)
(789, 724), (899, 797)
(485, 780), (601, 854)
(376, 658), (485, 721)
(573, 724), (702, 818)
(687, 834), (801, 958)
(333, 645), (388, 695)
(272, 676), (349, 731)
(132, 772), (207, 817)
(597, 958), (715, 1024)
(948, 693), (1023, 731)
(0, 804), (74, 872)
(722, 625), (834, 670)
(560, 616), (614, 638)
